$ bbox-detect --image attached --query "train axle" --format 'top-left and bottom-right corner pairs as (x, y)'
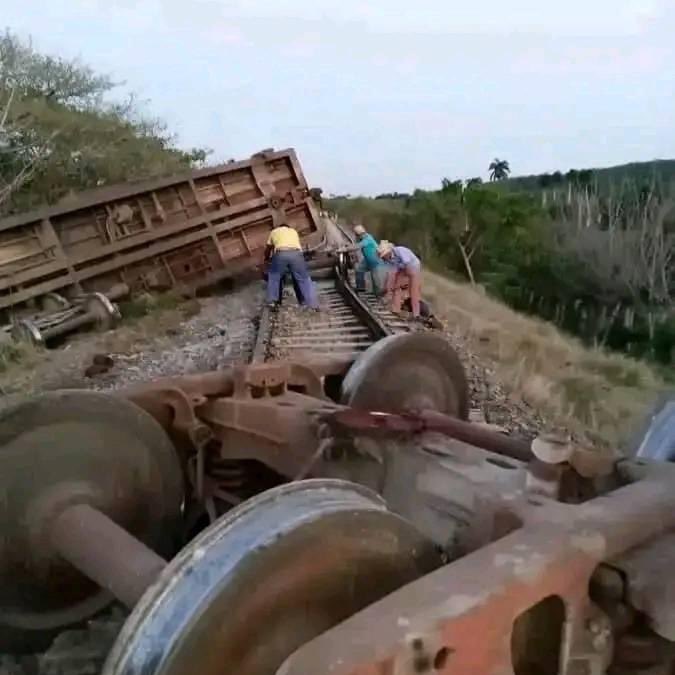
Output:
(2, 335), (675, 674)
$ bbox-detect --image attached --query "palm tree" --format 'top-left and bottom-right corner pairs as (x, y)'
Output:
(488, 158), (511, 181)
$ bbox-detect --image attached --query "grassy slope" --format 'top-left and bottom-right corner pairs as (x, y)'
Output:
(423, 271), (667, 449)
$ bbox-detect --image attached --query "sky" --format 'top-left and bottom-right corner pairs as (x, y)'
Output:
(3, 0), (675, 194)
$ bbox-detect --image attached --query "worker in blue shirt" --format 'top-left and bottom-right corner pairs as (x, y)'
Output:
(340, 224), (385, 294)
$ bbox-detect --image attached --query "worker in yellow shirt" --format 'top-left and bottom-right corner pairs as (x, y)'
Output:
(263, 222), (319, 310)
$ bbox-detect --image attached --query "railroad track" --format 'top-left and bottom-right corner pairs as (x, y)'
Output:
(253, 252), (423, 364)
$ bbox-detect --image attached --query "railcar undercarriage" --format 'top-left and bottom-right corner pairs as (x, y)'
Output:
(2, 330), (674, 675)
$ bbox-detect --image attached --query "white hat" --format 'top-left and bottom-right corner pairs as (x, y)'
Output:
(377, 240), (394, 257)
(353, 224), (366, 236)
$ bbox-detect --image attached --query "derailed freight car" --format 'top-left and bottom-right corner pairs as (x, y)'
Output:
(0, 148), (325, 343)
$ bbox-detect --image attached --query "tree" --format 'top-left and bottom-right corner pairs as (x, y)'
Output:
(0, 29), (209, 215)
(0, 29), (114, 107)
(489, 158), (511, 181)
(0, 86), (50, 209)
(441, 177), (463, 194)
(577, 169), (594, 189)
(403, 187), (469, 279)
(538, 173), (553, 188)
(329, 169), (673, 365)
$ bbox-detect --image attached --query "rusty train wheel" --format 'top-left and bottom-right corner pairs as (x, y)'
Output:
(104, 479), (441, 675)
(341, 333), (470, 419)
(0, 390), (183, 651)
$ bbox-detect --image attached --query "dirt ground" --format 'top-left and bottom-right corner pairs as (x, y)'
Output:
(0, 282), (263, 412)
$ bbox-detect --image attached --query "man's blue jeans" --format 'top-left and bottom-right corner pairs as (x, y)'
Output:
(266, 250), (319, 308)
(355, 259), (383, 294)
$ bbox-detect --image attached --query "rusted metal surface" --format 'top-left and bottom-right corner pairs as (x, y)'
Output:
(104, 330), (675, 674)
(121, 360), (350, 526)
(341, 332), (470, 420)
(279, 459), (675, 675)
(0, 148), (324, 322)
(6, 259), (675, 675)
(103, 480), (442, 675)
(327, 407), (532, 462)
(102, 344), (675, 675)
(188, 362), (340, 483)
(610, 532), (675, 641)
(117, 334), (473, 524)
(50, 504), (167, 609)
(0, 390), (183, 650)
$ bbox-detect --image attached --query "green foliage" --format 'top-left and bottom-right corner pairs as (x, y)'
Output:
(0, 29), (210, 215)
(327, 196), (405, 239)
(488, 158), (511, 181)
(506, 159), (675, 194)
(374, 191), (409, 200)
(328, 169), (674, 366)
(0, 28), (114, 107)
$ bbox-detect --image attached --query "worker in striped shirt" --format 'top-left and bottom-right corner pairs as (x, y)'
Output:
(377, 240), (423, 318)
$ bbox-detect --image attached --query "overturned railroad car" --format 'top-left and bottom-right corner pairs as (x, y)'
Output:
(0, 148), (325, 330)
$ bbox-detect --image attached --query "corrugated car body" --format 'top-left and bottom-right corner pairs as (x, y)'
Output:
(0, 148), (324, 320)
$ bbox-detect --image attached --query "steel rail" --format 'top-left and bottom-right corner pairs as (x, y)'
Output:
(250, 237), (411, 364)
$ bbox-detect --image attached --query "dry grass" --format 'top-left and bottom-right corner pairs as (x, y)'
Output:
(423, 271), (667, 447)
(118, 290), (192, 321)
(0, 340), (40, 373)
(94, 298), (200, 353)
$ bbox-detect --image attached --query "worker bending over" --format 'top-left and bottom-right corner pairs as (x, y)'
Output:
(377, 240), (423, 318)
(339, 224), (384, 295)
(264, 221), (319, 310)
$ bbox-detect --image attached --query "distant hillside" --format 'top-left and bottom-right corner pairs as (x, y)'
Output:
(505, 159), (675, 193)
